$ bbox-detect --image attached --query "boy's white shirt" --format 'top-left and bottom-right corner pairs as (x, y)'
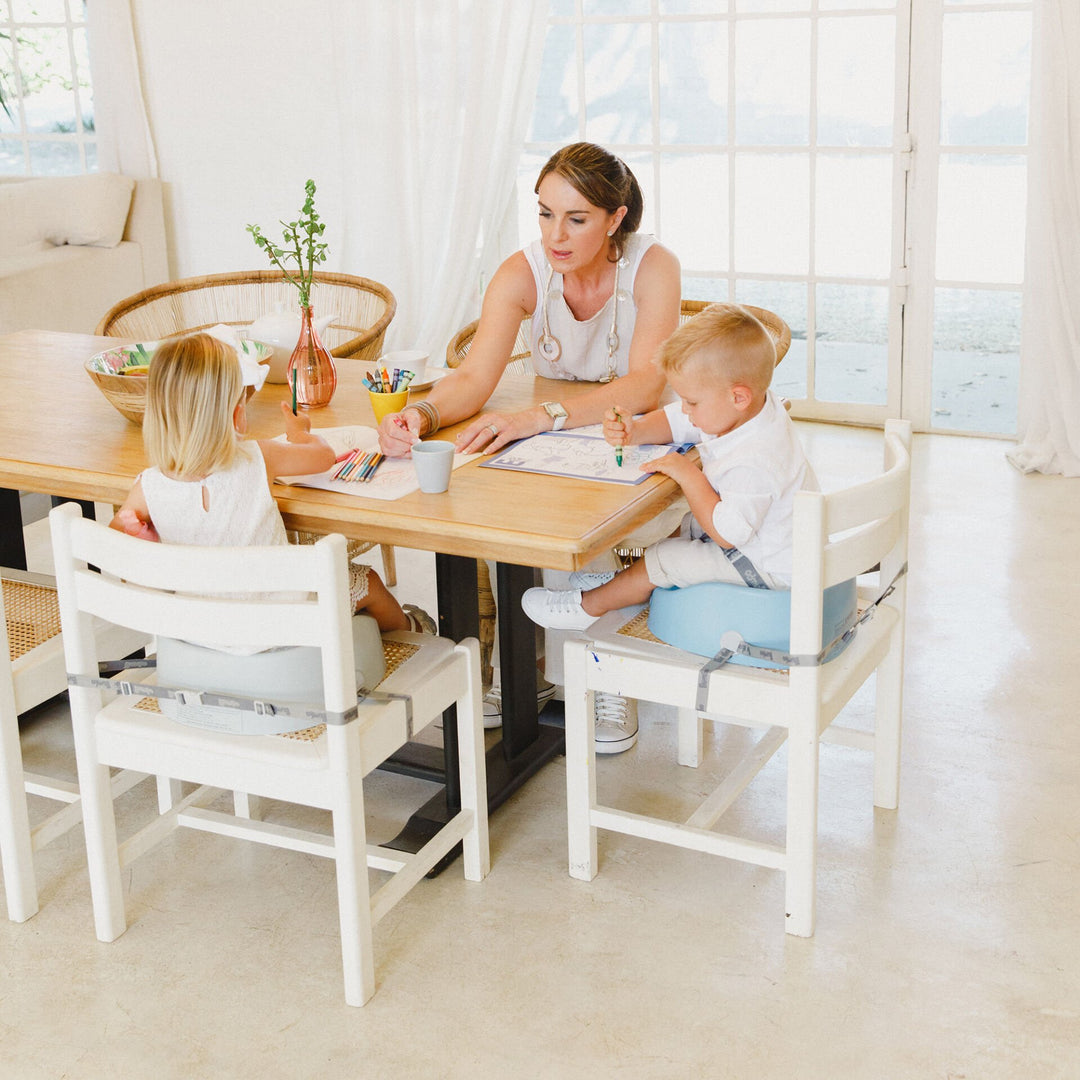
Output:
(662, 389), (818, 582)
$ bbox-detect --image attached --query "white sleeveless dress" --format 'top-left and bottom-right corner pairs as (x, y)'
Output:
(524, 232), (656, 382)
(139, 442), (286, 548)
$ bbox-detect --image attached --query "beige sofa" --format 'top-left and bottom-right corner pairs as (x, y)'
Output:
(0, 173), (168, 335)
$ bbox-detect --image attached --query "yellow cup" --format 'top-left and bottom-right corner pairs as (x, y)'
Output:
(368, 388), (409, 424)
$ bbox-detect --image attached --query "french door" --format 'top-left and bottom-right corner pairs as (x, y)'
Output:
(520, 0), (1032, 436)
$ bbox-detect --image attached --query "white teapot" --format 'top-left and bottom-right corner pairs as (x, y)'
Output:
(247, 305), (337, 384)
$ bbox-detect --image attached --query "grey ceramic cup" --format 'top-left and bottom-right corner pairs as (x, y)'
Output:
(412, 439), (455, 493)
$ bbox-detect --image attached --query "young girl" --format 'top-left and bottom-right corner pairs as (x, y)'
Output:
(111, 332), (434, 634)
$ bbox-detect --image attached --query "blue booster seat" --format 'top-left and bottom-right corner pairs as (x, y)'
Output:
(647, 579), (858, 669)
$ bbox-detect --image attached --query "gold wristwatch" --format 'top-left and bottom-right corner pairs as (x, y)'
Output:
(541, 401), (568, 431)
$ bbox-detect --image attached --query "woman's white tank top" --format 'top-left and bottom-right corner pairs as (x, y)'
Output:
(140, 441), (287, 548)
(524, 232), (656, 382)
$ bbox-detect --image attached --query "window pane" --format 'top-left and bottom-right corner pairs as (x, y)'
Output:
(660, 152), (728, 271)
(529, 24), (579, 143)
(661, 0), (731, 11)
(736, 280), (808, 399)
(682, 276), (729, 303)
(516, 152), (547, 251)
(936, 154), (1025, 283)
(0, 38), (16, 135)
(941, 11), (1030, 146)
(817, 16), (894, 147)
(659, 21), (727, 145)
(624, 151), (656, 235)
(735, 18), (809, 145)
(815, 153), (892, 278)
(549, 0), (576, 15)
(11, 1), (68, 20)
(820, 0), (894, 9)
(814, 284), (889, 404)
(29, 138), (79, 174)
(734, 153), (809, 274)
(72, 25), (92, 131)
(737, 0), (810, 12)
(584, 0), (650, 14)
(583, 22), (651, 145)
(931, 287), (1019, 434)
(0, 139), (26, 173)
(17, 27), (76, 134)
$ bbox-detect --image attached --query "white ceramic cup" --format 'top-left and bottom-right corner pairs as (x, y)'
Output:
(380, 349), (429, 382)
(412, 440), (455, 493)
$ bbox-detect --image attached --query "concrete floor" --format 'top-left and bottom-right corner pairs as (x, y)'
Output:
(3, 422), (1078, 1078)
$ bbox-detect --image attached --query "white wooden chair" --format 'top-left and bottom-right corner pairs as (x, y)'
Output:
(562, 420), (912, 936)
(1, 568), (148, 923)
(49, 504), (489, 1006)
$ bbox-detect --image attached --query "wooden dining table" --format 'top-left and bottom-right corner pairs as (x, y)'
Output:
(0, 329), (685, 856)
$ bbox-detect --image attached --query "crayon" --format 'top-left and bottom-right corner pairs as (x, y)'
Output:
(613, 409), (624, 467)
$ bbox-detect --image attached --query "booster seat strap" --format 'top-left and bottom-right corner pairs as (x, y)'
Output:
(722, 546), (771, 590)
(68, 662), (417, 731)
(694, 562), (907, 712)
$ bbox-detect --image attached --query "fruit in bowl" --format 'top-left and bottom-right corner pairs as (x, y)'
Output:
(85, 338), (273, 423)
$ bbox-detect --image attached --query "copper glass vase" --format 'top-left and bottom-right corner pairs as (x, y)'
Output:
(286, 305), (337, 409)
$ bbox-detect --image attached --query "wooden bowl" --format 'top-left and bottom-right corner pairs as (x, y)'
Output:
(85, 340), (272, 424)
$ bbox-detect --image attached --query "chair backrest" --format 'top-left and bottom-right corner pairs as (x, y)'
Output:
(50, 506), (357, 720)
(444, 300), (790, 374)
(95, 270), (397, 364)
(788, 419), (912, 658)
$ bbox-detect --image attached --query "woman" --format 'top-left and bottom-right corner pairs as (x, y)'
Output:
(378, 141), (681, 457)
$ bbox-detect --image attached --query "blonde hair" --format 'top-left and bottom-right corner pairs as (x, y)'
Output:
(658, 303), (777, 395)
(143, 333), (244, 479)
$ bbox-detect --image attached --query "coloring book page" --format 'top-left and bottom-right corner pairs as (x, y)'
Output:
(273, 426), (476, 501)
(479, 428), (692, 485)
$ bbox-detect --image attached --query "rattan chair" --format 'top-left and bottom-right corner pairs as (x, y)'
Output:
(95, 270), (399, 584)
(95, 269), (396, 363)
(446, 301), (793, 686)
(445, 301), (791, 371)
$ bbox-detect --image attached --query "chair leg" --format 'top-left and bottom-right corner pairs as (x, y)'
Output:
(232, 791), (261, 820)
(677, 706), (703, 768)
(872, 634), (904, 811)
(784, 708), (820, 937)
(328, 724), (376, 1007)
(564, 640), (599, 881)
(72, 711), (128, 942)
(454, 640), (489, 882)
(379, 545), (397, 588)
(0, 702), (38, 922)
(156, 775), (182, 813)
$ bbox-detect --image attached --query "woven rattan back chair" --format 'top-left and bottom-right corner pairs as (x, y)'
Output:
(95, 270), (396, 363)
(445, 302), (790, 373)
(95, 271), (399, 584)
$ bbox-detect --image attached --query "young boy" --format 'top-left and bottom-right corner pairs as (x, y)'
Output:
(522, 302), (818, 631)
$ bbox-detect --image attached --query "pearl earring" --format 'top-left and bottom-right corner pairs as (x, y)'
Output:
(607, 230), (615, 237)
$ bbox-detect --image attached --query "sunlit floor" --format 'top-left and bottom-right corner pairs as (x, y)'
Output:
(4, 422), (1079, 1079)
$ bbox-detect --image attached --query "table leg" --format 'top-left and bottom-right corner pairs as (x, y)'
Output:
(381, 554), (566, 869)
(0, 488), (27, 571)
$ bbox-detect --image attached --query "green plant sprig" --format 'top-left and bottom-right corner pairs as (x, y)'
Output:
(246, 179), (328, 308)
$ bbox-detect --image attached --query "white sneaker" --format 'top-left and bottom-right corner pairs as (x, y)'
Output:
(568, 569), (616, 590)
(482, 676), (557, 730)
(521, 587), (596, 632)
(593, 692), (638, 754)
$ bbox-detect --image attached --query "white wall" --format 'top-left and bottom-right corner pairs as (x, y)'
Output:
(131, 1), (350, 281)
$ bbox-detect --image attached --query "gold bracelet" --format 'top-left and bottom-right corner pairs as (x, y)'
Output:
(405, 400), (440, 436)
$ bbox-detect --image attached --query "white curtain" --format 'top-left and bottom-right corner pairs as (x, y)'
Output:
(331, 0), (549, 359)
(1006, 0), (1080, 477)
(85, 0), (158, 178)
